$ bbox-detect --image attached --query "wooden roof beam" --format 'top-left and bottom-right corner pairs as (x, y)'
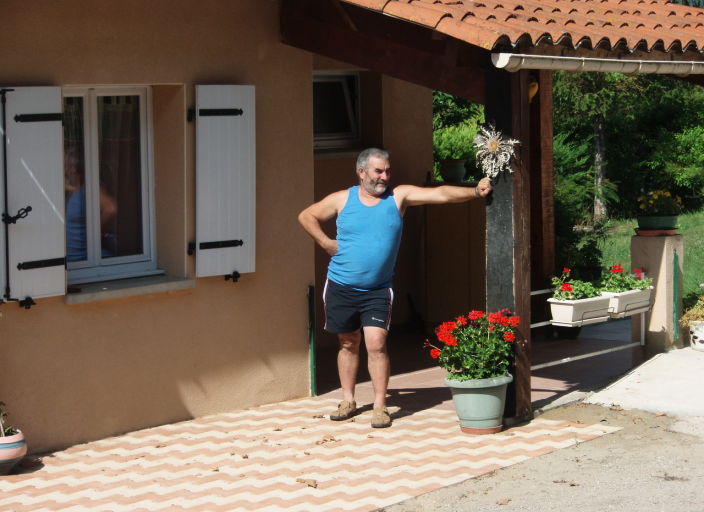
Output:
(280, 0), (486, 103)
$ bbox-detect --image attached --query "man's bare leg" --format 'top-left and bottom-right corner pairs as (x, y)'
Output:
(337, 330), (362, 404)
(363, 326), (390, 410)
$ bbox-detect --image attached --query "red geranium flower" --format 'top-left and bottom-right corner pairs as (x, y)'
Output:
(610, 264), (623, 274)
(503, 332), (515, 342)
(509, 316), (521, 327)
(561, 283), (573, 291)
(562, 267), (570, 274)
(633, 268), (643, 277)
(487, 312), (503, 323)
(468, 310), (485, 320)
(430, 348), (441, 359)
(456, 316), (468, 326)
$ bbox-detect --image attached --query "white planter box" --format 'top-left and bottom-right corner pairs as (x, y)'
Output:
(601, 288), (653, 318)
(548, 296), (611, 327)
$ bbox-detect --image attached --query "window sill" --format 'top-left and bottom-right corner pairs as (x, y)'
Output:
(64, 275), (195, 305)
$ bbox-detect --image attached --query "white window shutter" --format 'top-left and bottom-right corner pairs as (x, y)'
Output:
(195, 85), (256, 278)
(0, 87), (65, 302)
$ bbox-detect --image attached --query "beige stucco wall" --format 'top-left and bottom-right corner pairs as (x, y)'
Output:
(0, 0), (315, 452)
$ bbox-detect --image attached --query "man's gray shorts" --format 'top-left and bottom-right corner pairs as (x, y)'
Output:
(323, 279), (394, 333)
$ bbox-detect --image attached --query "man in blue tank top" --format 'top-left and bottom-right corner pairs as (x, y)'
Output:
(299, 148), (492, 428)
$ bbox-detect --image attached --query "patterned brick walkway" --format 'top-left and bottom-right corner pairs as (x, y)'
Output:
(0, 397), (619, 512)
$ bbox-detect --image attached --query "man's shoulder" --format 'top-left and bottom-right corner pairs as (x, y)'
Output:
(321, 188), (352, 211)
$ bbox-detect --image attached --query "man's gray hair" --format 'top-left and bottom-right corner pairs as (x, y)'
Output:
(356, 148), (389, 173)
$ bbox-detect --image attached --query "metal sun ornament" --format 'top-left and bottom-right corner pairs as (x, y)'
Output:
(473, 125), (520, 180)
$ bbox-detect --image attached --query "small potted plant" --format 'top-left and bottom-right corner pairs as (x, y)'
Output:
(0, 402), (28, 475)
(548, 268), (610, 326)
(425, 309), (522, 434)
(680, 292), (704, 352)
(433, 121), (477, 182)
(636, 190), (682, 231)
(599, 264), (654, 318)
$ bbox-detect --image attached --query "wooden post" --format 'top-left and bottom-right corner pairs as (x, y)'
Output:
(484, 66), (532, 422)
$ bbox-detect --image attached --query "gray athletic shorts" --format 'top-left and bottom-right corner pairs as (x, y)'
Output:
(323, 279), (394, 333)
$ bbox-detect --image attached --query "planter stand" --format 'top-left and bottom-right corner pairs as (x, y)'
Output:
(547, 296), (611, 327)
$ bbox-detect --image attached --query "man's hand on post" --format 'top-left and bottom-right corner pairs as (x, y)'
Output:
(475, 177), (493, 198)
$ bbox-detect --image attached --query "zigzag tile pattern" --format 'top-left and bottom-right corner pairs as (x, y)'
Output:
(0, 398), (619, 511)
(342, 0), (704, 53)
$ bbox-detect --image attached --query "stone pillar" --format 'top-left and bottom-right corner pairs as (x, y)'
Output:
(631, 235), (685, 356)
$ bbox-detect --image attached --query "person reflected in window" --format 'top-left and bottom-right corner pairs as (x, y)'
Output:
(64, 147), (117, 261)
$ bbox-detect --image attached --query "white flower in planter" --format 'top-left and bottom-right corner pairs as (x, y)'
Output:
(473, 125), (519, 179)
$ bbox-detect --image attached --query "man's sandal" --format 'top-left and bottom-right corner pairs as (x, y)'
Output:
(330, 400), (357, 421)
(371, 407), (392, 428)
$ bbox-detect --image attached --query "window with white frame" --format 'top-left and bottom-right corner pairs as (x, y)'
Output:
(313, 73), (359, 150)
(62, 87), (156, 284)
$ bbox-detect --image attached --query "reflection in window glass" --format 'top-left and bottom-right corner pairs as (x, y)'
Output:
(98, 95), (143, 258)
(63, 97), (87, 262)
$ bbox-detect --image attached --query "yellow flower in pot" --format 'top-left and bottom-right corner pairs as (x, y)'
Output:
(636, 190), (682, 231)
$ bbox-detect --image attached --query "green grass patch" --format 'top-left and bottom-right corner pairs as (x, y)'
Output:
(599, 209), (704, 300)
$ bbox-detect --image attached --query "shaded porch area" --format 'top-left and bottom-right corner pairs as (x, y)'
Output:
(316, 319), (645, 412)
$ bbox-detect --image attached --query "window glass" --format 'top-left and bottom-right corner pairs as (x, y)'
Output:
(63, 97), (87, 263)
(62, 87), (154, 284)
(313, 74), (359, 149)
(97, 95), (143, 258)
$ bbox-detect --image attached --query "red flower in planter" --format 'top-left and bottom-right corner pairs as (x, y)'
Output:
(426, 309), (522, 380)
(468, 310), (485, 320)
(561, 283), (573, 292)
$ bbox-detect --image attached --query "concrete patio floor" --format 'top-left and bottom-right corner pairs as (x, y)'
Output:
(0, 321), (639, 511)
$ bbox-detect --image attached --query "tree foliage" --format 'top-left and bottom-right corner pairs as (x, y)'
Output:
(553, 71), (704, 220)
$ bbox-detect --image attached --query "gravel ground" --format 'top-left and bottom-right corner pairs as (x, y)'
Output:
(381, 404), (704, 512)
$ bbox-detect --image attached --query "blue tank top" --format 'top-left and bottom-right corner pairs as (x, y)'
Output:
(327, 186), (403, 291)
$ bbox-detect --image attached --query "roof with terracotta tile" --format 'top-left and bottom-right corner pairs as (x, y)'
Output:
(340, 0), (704, 55)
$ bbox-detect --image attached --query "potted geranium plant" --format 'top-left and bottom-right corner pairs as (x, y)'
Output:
(599, 264), (653, 318)
(680, 291), (704, 352)
(547, 268), (610, 326)
(0, 401), (28, 475)
(425, 309), (521, 434)
(636, 190), (682, 231)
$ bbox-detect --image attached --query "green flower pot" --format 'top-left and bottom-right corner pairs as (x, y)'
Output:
(439, 159), (467, 183)
(444, 374), (513, 434)
(636, 215), (678, 230)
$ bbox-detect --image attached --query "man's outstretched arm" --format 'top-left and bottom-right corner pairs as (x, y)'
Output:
(395, 177), (493, 212)
(298, 190), (347, 256)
